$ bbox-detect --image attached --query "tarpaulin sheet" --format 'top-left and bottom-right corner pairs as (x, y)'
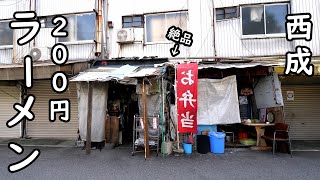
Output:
(77, 82), (108, 142)
(197, 76), (241, 125)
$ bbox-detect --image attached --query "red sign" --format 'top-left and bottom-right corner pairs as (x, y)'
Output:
(177, 63), (198, 133)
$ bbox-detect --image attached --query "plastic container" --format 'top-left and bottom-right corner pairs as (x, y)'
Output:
(196, 135), (210, 154)
(163, 141), (173, 155)
(209, 132), (226, 154)
(183, 143), (192, 154)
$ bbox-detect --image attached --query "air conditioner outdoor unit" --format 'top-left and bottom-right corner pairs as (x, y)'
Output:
(116, 28), (135, 43)
(29, 47), (50, 61)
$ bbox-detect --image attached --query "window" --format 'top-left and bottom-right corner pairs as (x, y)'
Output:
(241, 4), (288, 36)
(145, 11), (187, 43)
(0, 21), (13, 46)
(122, 15), (143, 28)
(216, 7), (238, 20)
(59, 13), (96, 42)
(40, 17), (55, 28)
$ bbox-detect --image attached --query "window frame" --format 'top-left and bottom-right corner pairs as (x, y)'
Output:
(0, 20), (14, 47)
(58, 13), (96, 43)
(216, 6), (239, 21)
(122, 15), (144, 28)
(144, 11), (188, 45)
(240, 3), (289, 39)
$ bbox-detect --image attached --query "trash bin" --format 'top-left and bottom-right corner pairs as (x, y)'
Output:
(196, 135), (210, 154)
(209, 132), (226, 154)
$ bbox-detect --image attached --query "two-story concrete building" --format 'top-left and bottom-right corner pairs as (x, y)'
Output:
(105, 0), (320, 141)
(0, 0), (99, 139)
(1, 0), (319, 142)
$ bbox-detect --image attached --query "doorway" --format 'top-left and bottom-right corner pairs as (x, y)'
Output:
(106, 82), (139, 146)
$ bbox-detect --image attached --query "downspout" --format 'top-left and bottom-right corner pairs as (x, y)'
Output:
(101, 0), (105, 59)
(104, 0), (109, 59)
(95, 0), (103, 57)
(212, 0), (217, 56)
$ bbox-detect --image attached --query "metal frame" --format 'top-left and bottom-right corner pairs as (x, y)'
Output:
(132, 115), (160, 156)
(240, 3), (289, 39)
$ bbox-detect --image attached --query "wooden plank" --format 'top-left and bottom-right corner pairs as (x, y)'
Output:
(86, 82), (93, 155)
(142, 79), (150, 160)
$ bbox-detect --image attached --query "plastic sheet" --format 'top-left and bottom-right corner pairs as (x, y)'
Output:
(197, 76), (241, 125)
(77, 82), (108, 142)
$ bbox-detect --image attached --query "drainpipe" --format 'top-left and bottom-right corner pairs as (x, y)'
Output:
(212, 0), (217, 56)
(104, 0), (109, 59)
(95, 0), (103, 57)
(101, 0), (105, 59)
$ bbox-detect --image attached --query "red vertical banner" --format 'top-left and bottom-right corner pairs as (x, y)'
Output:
(177, 63), (198, 133)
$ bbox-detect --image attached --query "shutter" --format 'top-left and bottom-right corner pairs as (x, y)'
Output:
(282, 85), (320, 140)
(0, 85), (20, 138)
(27, 80), (78, 140)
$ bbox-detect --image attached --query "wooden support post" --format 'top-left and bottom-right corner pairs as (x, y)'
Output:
(86, 82), (93, 155)
(142, 79), (150, 160)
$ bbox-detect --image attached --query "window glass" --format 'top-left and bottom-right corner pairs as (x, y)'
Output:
(123, 22), (132, 28)
(166, 12), (187, 31)
(265, 4), (287, 34)
(216, 9), (225, 20)
(0, 22), (13, 46)
(132, 21), (142, 27)
(59, 14), (95, 42)
(133, 16), (142, 22)
(146, 14), (165, 42)
(146, 12), (188, 43)
(216, 9), (224, 15)
(59, 16), (76, 42)
(77, 14), (95, 41)
(242, 6), (265, 35)
(122, 15), (143, 28)
(225, 7), (236, 14)
(225, 7), (237, 19)
(123, 17), (132, 23)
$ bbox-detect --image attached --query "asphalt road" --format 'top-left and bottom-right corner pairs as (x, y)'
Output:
(0, 145), (319, 180)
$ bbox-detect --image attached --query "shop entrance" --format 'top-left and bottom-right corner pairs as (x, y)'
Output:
(106, 82), (139, 146)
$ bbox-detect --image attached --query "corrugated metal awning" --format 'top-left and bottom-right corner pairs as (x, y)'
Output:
(155, 61), (285, 69)
(70, 64), (160, 83)
(198, 62), (285, 69)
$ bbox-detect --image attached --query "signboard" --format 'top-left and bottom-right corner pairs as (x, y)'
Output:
(177, 63), (198, 133)
(287, 91), (294, 101)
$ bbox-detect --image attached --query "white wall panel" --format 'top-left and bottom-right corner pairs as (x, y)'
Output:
(0, 0), (30, 20)
(291, 0), (320, 56)
(189, 0), (214, 57)
(66, 43), (96, 60)
(109, 0), (191, 59)
(0, 49), (13, 64)
(216, 19), (292, 57)
(36, 0), (95, 16)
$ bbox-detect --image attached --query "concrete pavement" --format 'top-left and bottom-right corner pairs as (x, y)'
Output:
(0, 145), (319, 180)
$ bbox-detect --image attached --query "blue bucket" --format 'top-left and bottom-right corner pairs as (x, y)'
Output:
(183, 143), (192, 154)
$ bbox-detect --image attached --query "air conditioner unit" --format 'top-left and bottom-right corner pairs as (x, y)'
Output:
(116, 28), (135, 43)
(29, 47), (50, 61)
